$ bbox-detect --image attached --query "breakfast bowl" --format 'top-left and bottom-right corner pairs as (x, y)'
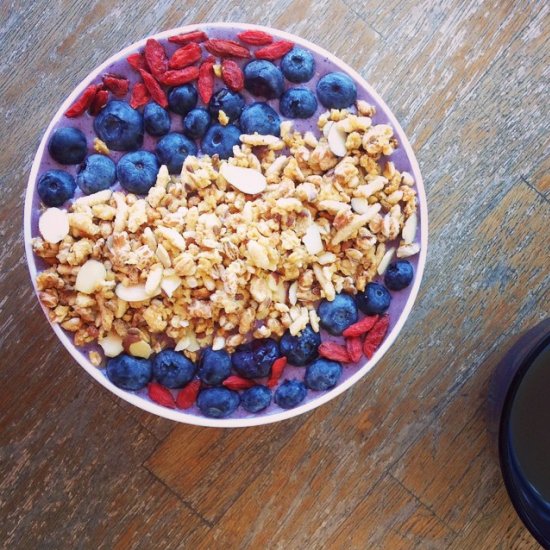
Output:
(24, 23), (428, 427)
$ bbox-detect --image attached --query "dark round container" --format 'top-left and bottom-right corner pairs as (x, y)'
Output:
(487, 318), (550, 548)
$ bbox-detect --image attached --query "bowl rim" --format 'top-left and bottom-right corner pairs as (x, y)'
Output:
(23, 22), (429, 428)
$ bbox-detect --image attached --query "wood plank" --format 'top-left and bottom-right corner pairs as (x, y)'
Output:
(327, 475), (455, 550)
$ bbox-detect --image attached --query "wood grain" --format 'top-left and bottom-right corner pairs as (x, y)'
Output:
(1, 0), (549, 548)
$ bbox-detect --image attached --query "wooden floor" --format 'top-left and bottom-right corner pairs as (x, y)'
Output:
(1, 0), (549, 548)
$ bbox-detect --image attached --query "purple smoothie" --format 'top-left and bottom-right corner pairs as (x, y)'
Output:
(27, 24), (426, 424)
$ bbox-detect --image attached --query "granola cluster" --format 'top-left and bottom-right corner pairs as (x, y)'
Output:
(33, 102), (419, 364)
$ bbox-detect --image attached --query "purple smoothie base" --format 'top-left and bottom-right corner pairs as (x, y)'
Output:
(24, 23), (428, 427)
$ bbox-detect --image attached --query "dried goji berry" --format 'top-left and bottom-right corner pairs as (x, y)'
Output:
(345, 336), (363, 363)
(342, 315), (379, 338)
(176, 379), (201, 409)
(168, 42), (202, 69)
(139, 69), (168, 108)
(255, 40), (294, 60)
(168, 30), (208, 45)
(129, 82), (150, 109)
(144, 38), (168, 77)
(157, 66), (200, 86)
(148, 382), (176, 408)
(204, 39), (251, 58)
(127, 52), (148, 71)
(65, 84), (99, 118)
(197, 58), (215, 103)
(102, 74), (129, 97)
(363, 315), (390, 359)
(88, 89), (109, 115)
(318, 342), (352, 363)
(221, 59), (244, 91)
(222, 376), (256, 390)
(267, 357), (287, 388)
(237, 30), (274, 46)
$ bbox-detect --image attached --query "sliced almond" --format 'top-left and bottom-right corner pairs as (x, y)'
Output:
(401, 213), (418, 244)
(175, 331), (200, 352)
(322, 120), (334, 138)
(377, 247), (396, 275)
(115, 283), (158, 302)
(351, 197), (371, 215)
(220, 163), (267, 195)
(156, 243), (172, 268)
(156, 226), (186, 251)
(327, 123), (348, 157)
(302, 224), (324, 255)
(128, 340), (153, 359)
(98, 333), (123, 358)
(161, 275), (182, 298)
(288, 281), (298, 306)
(145, 264), (163, 296)
(74, 259), (107, 294)
(38, 208), (69, 244)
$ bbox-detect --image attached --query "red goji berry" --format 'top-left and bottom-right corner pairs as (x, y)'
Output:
(255, 40), (294, 60)
(318, 342), (352, 363)
(197, 58), (215, 103)
(221, 59), (244, 91)
(362, 315), (390, 359)
(168, 30), (208, 45)
(222, 376), (256, 390)
(65, 84), (99, 118)
(88, 89), (109, 115)
(139, 69), (168, 108)
(144, 38), (168, 77)
(237, 30), (274, 46)
(102, 74), (129, 97)
(204, 39), (251, 58)
(176, 379), (201, 409)
(267, 357), (287, 388)
(157, 66), (200, 86)
(342, 315), (379, 338)
(168, 42), (202, 69)
(127, 52), (148, 71)
(148, 382), (176, 409)
(345, 336), (363, 363)
(129, 82), (150, 109)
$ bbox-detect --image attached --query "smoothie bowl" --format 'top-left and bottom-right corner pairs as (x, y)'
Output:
(24, 23), (427, 427)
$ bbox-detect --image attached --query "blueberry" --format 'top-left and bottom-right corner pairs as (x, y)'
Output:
(116, 150), (159, 194)
(243, 60), (284, 99)
(279, 325), (320, 366)
(76, 154), (116, 195)
(208, 88), (245, 123)
(155, 133), (198, 174)
(198, 347), (232, 386)
(281, 47), (316, 83)
(240, 102), (281, 136)
(143, 102), (171, 136)
(384, 260), (414, 291)
(231, 338), (280, 379)
(305, 359), (342, 391)
(274, 380), (307, 409)
(106, 353), (152, 391)
(183, 108), (211, 139)
(279, 88), (318, 119)
(37, 170), (76, 207)
(48, 127), (87, 165)
(316, 72), (357, 109)
(356, 282), (392, 315)
(197, 387), (240, 418)
(93, 100), (143, 151)
(152, 349), (196, 389)
(241, 385), (272, 413)
(201, 124), (241, 159)
(168, 84), (198, 116)
(318, 293), (358, 335)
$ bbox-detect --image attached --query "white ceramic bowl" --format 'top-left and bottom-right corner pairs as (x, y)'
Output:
(24, 23), (428, 427)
